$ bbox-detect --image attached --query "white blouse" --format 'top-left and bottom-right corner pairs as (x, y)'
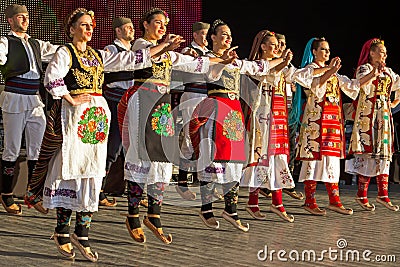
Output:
(132, 38), (210, 74)
(44, 45), (152, 99)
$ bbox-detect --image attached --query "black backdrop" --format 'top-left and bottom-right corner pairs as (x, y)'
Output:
(1, 0), (399, 79)
(202, 0), (400, 78)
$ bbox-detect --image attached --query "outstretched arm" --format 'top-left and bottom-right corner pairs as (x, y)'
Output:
(150, 34), (186, 58)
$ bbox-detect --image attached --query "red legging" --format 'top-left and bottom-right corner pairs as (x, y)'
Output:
(271, 189), (285, 212)
(247, 187), (260, 212)
(357, 174), (391, 203)
(357, 174), (371, 204)
(248, 188), (286, 212)
(376, 174), (391, 203)
(304, 180), (343, 208)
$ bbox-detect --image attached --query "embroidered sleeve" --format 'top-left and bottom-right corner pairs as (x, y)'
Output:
(237, 59), (269, 76)
(356, 64), (372, 79)
(292, 65), (314, 88)
(101, 48), (151, 72)
(310, 77), (327, 100)
(45, 78), (68, 98)
(171, 51), (210, 73)
(44, 46), (70, 99)
(356, 64), (374, 95)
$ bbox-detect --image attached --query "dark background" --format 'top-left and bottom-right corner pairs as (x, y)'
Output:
(1, 0), (399, 79)
(203, 0), (400, 78)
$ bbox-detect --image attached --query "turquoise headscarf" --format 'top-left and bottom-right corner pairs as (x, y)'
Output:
(288, 37), (316, 128)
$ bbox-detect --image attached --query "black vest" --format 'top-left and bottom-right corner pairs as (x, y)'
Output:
(0, 35), (42, 81)
(103, 41), (135, 84)
(188, 43), (206, 56)
(133, 52), (172, 86)
(176, 44), (208, 93)
(63, 43), (104, 93)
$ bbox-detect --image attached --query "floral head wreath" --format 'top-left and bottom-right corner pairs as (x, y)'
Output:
(65, 8), (96, 39)
(162, 10), (170, 25)
(87, 10), (96, 28)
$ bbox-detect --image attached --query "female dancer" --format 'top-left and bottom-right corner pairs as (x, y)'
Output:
(346, 38), (399, 212)
(190, 20), (280, 231)
(242, 30), (314, 222)
(294, 37), (380, 216)
(118, 8), (233, 244)
(34, 8), (176, 261)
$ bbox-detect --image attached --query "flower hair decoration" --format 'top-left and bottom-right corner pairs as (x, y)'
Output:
(163, 10), (170, 25)
(88, 10), (96, 28)
(372, 38), (384, 45)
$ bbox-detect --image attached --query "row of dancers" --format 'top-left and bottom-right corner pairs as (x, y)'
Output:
(0, 4), (399, 263)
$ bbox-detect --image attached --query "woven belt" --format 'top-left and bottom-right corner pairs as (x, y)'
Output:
(5, 77), (40, 95)
(208, 89), (239, 100)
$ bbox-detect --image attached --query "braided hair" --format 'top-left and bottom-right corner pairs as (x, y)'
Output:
(64, 8), (94, 40)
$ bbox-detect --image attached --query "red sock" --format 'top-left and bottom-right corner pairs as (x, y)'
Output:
(377, 174), (391, 203)
(272, 189), (285, 212)
(248, 187), (260, 212)
(357, 175), (371, 204)
(325, 182), (342, 207)
(304, 180), (318, 209)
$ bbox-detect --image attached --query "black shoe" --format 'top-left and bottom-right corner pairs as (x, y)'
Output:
(259, 188), (272, 198)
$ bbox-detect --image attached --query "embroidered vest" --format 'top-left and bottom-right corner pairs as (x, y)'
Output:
(133, 52), (172, 86)
(188, 43), (206, 56)
(63, 43), (104, 94)
(207, 67), (241, 99)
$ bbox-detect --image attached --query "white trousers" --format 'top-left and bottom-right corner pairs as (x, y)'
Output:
(2, 108), (46, 161)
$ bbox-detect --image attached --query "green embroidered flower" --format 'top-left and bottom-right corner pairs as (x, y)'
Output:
(77, 106), (109, 144)
(151, 103), (175, 136)
(222, 110), (244, 141)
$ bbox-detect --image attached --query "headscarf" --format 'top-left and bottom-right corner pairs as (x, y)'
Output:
(357, 38), (378, 68)
(288, 37), (316, 128)
(355, 38), (382, 77)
